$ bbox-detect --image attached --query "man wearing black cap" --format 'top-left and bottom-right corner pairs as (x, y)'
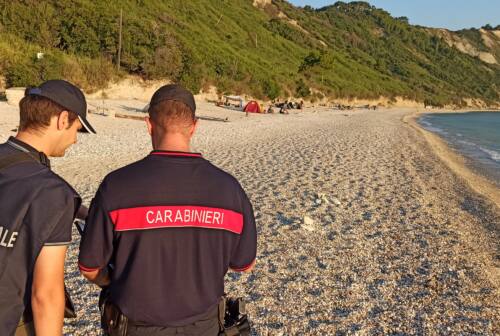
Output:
(0, 79), (95, 335)
(79, 84), (257, 335)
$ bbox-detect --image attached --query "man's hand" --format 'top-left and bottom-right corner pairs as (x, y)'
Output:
(75, 205), (88, 220)
(31, 245), (67, 336)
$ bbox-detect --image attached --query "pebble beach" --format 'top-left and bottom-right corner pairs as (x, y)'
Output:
(0, 100), (498, 335)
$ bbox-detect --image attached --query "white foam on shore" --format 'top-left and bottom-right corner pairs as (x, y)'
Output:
(457, 139), (477, 147)
(423, 115), (500, 166)
(419, 119), (446, 134)
(479, 146), (500, 162)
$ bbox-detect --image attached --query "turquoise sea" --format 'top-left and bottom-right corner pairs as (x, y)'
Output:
(418, 112), (500, 186)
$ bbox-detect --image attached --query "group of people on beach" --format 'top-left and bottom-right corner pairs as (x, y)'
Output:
(0, 80), (257, 336)
(266, 100), (304, 114)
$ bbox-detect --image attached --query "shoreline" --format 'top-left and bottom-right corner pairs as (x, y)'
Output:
(404, 111), (500, 210)
(416, 108), (500, 114)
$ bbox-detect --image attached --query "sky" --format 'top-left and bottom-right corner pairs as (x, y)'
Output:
(288, 0), (499, 31)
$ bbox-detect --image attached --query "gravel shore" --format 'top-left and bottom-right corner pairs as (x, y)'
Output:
(0, 101), (498, 335)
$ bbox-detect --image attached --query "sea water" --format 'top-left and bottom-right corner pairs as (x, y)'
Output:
(419, 112), (500, 186)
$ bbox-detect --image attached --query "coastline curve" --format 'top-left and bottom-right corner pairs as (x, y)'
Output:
(403, 111), (500, 210)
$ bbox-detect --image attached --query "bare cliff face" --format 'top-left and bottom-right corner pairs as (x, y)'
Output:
(429, 28), (500, 65)
(252, 0), (272, 6)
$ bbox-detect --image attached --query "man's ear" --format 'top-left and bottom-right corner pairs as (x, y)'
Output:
(57, 111), (70, 131)
(189, 118), (198, 138)
(145, 116), (153, 136)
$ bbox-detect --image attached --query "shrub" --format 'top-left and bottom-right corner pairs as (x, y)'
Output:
(295, 78), (310, 97)
(5, 61), (40, 87)
(178, 46), (204, 93)
(143, 36), (183, 80)
(78, 57), (116, 92)
(36, 53), (65, 82)
(262, 78), (281, 100)
(5, 53), (64, 87)
(299, 51), (322, 72)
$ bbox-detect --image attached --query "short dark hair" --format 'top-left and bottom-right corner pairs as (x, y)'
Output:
(19, 95), (78, 131)
(148, 100), (195, 133)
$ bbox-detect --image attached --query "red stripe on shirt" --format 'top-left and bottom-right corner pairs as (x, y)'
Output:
(151, 151), (202, 158)
(109, 205), (243, 234)
(231, 259), (255, 272)
(78, 263), (100, 272)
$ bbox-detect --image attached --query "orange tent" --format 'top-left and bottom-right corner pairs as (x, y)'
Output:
(243, 101), (262, 113)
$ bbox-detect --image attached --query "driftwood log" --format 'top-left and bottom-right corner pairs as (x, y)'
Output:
(114, 113), (145, 121)
(115, 113), (228, 123)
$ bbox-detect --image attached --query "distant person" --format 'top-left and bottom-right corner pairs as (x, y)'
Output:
(279, 105), (289, 114)
(0, 80), (96, 335)
(215, 95), (224, 107)
(266, 105), (274, 114)
(79, 84), (257, 336)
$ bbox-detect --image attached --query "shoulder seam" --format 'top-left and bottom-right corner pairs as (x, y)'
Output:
(44, 241), (71, 246)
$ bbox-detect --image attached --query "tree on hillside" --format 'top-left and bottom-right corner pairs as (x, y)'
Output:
(143, 35), (183, 80)
(295, 78), (310, 97)
(262, 78), (281, 100)
(299, 51), (322, 72)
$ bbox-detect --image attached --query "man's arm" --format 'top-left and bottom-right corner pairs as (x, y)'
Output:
(31, 246), (67, 336)
(229, 186), (257, 274)
(80, 267), (110, 287)
(79, 186), (115, 286)
(230, 259), (256, 273)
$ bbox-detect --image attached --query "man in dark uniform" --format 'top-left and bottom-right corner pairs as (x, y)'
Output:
(0, 80), (96, 335)
(79, 84), (257, 336)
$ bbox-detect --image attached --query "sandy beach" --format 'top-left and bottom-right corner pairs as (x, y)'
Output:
(0, 101), (498, 335)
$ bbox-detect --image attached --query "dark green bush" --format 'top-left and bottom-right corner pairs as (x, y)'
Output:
(299, 51), (322, 72)
(143, 36), (183, 80)
(5, 61), (40, 87)
(262, 79), (281, 100)
(5, 53), (64, 87)
(295, 78), (311, 98)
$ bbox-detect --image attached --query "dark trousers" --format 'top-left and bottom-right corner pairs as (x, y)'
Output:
(126, 316), (219, 336)
(103, 304), (220, 336)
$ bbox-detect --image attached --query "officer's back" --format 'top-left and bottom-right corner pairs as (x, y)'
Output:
(79, 85), (256, 336)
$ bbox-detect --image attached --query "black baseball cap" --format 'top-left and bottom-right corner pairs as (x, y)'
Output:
(25, 79), (96, 134)
(149, 84), (196, 114)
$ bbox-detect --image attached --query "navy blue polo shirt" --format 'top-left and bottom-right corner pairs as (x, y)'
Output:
(0, 137), (80, 335)
(78, 151), (257, 327)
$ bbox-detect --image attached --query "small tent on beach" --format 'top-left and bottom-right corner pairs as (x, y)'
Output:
(243, 100), (262, 113)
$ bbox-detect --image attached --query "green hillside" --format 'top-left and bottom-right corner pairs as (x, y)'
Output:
(0, 0), (498, 106)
